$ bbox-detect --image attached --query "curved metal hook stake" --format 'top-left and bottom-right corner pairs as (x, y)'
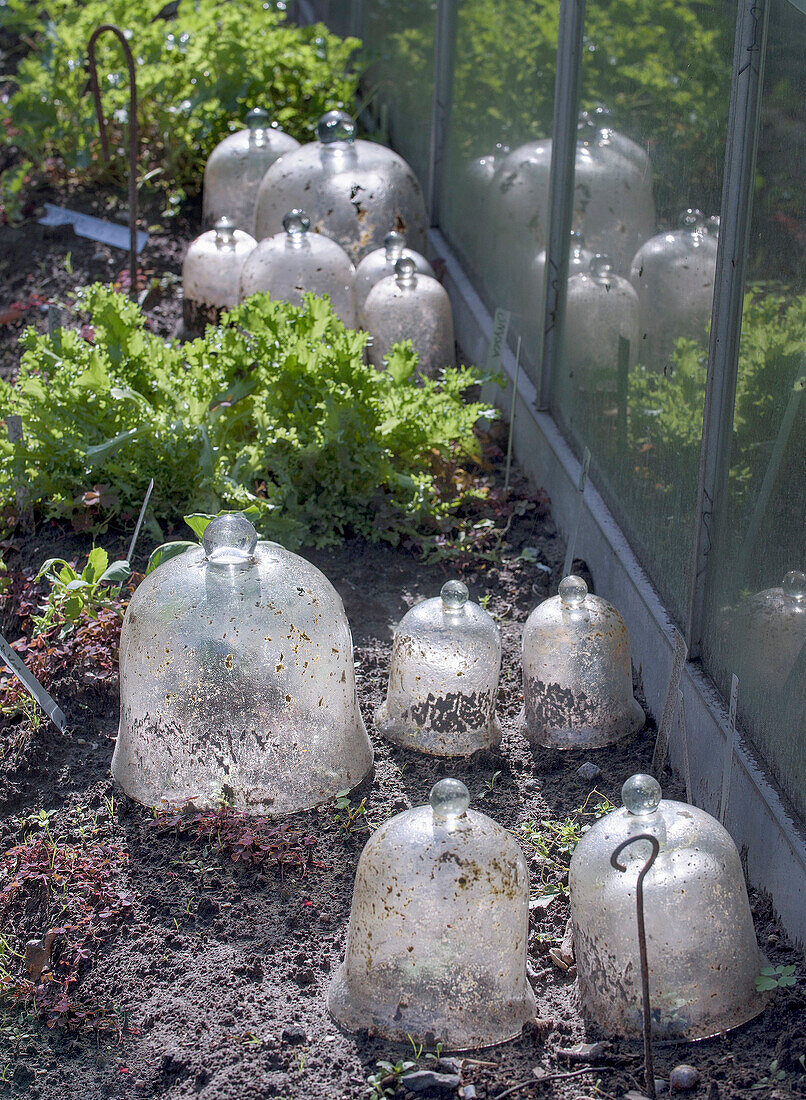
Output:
(610, 833), (660, 1100)
(87, 24), (138, 299)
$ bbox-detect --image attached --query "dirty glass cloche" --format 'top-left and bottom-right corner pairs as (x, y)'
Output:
(363, 257), (455, 376)
(238, 209), (356, 326)
(254, 110), (427, 263)
(354, 230), (434, 323)
(202, 107), (300, 234)
(375, 580), (502, 757)
(569, 774), (768, 1040)
(328, 779), (536, 1049)
(113, 514), (373, 814)
(182, 217), (256, 336)
(518, 575), (644, 748)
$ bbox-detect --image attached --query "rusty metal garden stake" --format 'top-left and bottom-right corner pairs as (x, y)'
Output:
(87, 25), (138, 299)
(610, 833), (660, 1100)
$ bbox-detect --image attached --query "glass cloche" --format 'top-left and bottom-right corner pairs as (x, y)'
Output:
(569, 774), (768, 1040)
(629, 210), (718, 370)
(573, 112), (656, 276)
(363, 257), (455, 376)
(328, 779), (536, 1049)
(112, 514), (373, 814)
(202, 108), (300, 234)
(726, 571), (806, 687)
(375, 580), (502, 757)
(518, 575), (644, 748)
(561, 254), (640, 400)
(254, 110), (427, 263)
(182, 218), (257, 337)
(354, 230), (434, 324)
(488, 138), (553, 309)
(524, 230), (594, 363)
(238, 209), (356, 326)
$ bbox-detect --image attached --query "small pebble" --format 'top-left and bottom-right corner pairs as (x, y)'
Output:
(576, 761), (602, 781)
(460, 1087), (476, 1100)
(669, 1064), (700, 1091)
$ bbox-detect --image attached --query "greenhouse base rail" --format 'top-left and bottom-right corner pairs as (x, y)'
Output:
(429, 224), (806, 948)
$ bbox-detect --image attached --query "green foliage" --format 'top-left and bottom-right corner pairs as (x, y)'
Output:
(0, 0), (359, 210)
(0, 286), (494, 551)
(629, 291), (806, 513)
(755, 964), (798, 992)
(32, 547), (131, 637)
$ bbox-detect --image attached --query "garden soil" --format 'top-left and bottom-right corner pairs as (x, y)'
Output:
(0, 185), (804, 1100)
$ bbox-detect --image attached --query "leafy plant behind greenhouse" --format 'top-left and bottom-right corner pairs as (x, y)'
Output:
(0, 0), (359, 211)
(0, 286), (494, 548)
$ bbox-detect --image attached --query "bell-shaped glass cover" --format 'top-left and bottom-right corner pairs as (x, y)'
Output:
(354, 231), (435, 322)
(363, 258), (455, 376)
(238, 209), (356, 326)
(375, 581), (502, 757)
(518, 575), (644, 748)
(573, 115), (656, 275)
(725, 570), (806, 688)
(328, 779), (536, 1049)
(562, 255), (641, 397)
(569, 775), (768, 1040)
(202, 108), (300, 235)
(182, 217), (257, 334)
(112, 515), (373, 814)
(254, 110), (427, 264)
(629, 210), (718, 370)
(524, 230), (594, 363)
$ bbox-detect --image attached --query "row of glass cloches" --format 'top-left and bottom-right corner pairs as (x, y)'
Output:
(112, 516), (805, 1050)
(183, 109), (454, 375)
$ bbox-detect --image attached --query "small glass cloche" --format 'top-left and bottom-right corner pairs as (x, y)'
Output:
(375, 580), (502, 757)
(112, 514), (373, 814)
(562, 254), (640, 397)
(727, 570), (806, 686)
(328, 779), (536, 1049)
(182, 217), (257, 337)
(363, 257), (455, 377)
(202, 108), (300, 234)
(254, 110), (427, 264)
(238, 209), (356, 326)
(629, 210), (718, 370)
(524, 230), (594, 362)
(518, 575), (644, 748)
(354, 230), (434, 323)
(569, 774), (768, 1040)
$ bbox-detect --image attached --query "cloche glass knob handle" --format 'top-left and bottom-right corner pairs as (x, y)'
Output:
(283, 209), (310, 237)
(559, 574), (588, 609)
(246, 107), (270, 131)
(202, 514), (258, 566)
(430, 778), (470, 822)
(316, 109), (356, 145)
(384, 230), (406, 260)
(441, 579), (469, 611)
(214, 216), (237, 248)
(783, 570), (806, 607)
(622, 773), (662, 816)
(395, 256), (417, 285)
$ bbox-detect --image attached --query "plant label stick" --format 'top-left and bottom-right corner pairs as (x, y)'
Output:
(561, 447), (591, 581)
(651, 629), (688, 776)
(485, 307), (511, 374)
(126, 478), (155, 565)
(678, 687), (692, 805)
(0, 633), (67, 732)
(719, 674), (739, 826)
(504, 336), (522, 491)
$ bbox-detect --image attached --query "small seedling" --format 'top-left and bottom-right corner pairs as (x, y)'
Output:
(32, 548), (131, 638)
(755, 964), (798, 991)
(333, 790), (371, 835)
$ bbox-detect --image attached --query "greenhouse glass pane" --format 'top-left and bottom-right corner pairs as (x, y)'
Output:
(700, 0), (806, 821)
(359, 0), (436, 188)
(440, 0), (558, 383)
(550, 0), (736, 625)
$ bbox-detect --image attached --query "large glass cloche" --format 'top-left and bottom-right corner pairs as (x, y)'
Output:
(202, 108), (300, 234)
(363, 257), (455, 376)
(328, 779), (536, 1049)
(238, 209), (356, 326)
(629, 210), (718, 370)
(354, 231), (434, 323)
(375, 580), (502, 757)
(518, 575), (644, 748)
(182, 218), (257, 337)
(112, 514), (373, 814)
(254, 110), (427, 263)
(569, 774), (768, 1040)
